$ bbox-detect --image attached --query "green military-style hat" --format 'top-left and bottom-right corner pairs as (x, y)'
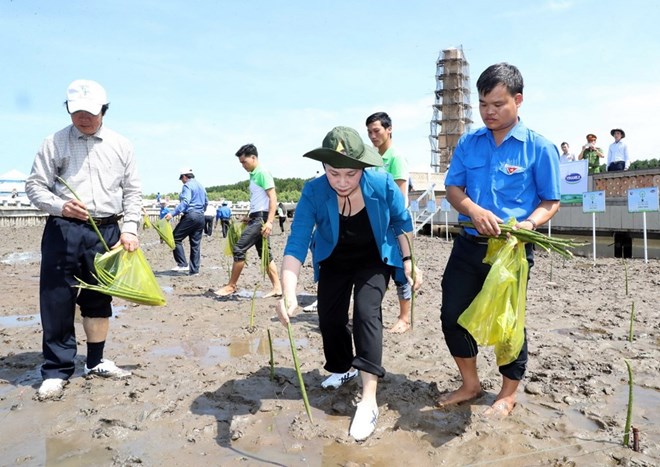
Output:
(303, 126), (383, 169)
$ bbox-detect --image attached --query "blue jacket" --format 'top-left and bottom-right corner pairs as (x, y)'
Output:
(284, 170), (412, 283)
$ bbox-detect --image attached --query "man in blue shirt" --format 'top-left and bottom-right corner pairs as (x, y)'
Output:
(438, 63), (560, 417)
(165, 168), (208, 275)
(215, 201), (232, 238)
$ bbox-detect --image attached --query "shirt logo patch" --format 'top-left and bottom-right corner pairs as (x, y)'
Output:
(504, 164), (523, 175)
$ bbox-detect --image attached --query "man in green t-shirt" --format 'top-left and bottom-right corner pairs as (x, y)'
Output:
(366, 112), (412, 334)
(214, 144), (282, 298)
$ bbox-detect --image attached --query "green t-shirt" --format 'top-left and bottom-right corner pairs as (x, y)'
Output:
(249, 164), (275, 212)
(371, 146), (409, 180)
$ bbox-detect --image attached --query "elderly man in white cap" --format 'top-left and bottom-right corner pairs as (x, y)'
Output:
(165, 167), (209, 275)
(25, 79), (142, 400)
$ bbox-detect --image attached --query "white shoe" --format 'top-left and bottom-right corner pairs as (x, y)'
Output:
(321, 369), (358, 389)
(38, 378), (67, 400)
(171, 266), (189, 272)
(84, 359), (131, 379)
(349, 401), (379, 441)
(302, 300), (318, 312)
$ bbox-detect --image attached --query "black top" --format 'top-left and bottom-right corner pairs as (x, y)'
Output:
(321, 207), (382, 271)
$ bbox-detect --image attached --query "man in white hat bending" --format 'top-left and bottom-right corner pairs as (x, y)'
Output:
(26, 80), (142, 400)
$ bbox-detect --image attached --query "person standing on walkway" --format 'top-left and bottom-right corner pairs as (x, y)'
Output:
(606, 128), (629, 172)
(438, 63), (560, 417)
(578, 133), (605, 174)
(166, 168), (208, 275)
(25, 79), (141, 400)
(214, 144), (282, 298)
(366, 111), (412, 334)
(559, 142), (576, 163)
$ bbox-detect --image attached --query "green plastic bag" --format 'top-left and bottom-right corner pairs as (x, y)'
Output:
(154, 218), (175, 250)
(457, 236), (528, 366)
(75, 247), (167, 306)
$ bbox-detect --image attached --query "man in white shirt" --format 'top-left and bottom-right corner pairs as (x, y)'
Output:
(607, 128), (629, 172)
(559, 142), (576, 163)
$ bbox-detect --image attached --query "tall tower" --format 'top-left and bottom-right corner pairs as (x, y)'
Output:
(429, 47), (472, 173)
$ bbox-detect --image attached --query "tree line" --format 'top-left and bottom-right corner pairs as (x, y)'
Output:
(157, 177), (311, 203)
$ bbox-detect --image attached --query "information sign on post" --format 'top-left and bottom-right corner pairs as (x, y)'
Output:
(628, 187), (659, 263)
(426, 200), (436, 238)
(440, 198), (451, 241)
(582, 191), (606, 263)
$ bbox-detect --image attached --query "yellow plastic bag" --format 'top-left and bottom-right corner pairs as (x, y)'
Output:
(75, 247), (166, 306)
(154, 218), (175, 250)
(457, 236), (528, 366)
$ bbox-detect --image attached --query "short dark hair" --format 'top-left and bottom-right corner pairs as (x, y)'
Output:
(365, 112), (392, 129)
(476, 63), (523, 97)
(561, 142), (569, 146)
(235, 144), (258, 158)
(64, 102), (109, 116)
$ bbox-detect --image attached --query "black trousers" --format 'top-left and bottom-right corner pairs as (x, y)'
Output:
(440, 235), (534, 381)
(172, 211), (205, 273)
(317, 263), (391, 377)
(204, 215), (214, 236)
(39, 216), (120, 380)
(607, 161), (625, 172)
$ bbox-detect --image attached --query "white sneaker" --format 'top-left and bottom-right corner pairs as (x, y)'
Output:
(349, 401), (379, 441)
(302, 300), (318, 312)
(321, 369), (358, 389)
(37, 378), (67, 400)
(84, 359), (131, 379)
(171, 266), (189, 272)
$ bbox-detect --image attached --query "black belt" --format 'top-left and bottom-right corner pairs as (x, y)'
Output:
(459, 228), (490, 245)
(249, 211), (268, 219)
(92, 214), (123, 225)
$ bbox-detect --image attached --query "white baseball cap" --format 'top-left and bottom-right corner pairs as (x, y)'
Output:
(179, 167), (194, 179)
(66, 80), (108, 115)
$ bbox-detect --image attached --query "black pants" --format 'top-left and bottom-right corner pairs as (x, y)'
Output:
(440, 235), (533, 381)
(204, 215), (214, 236)
(607, 161), (625, 172)
(173, 211), (205, 273)
(317, 264), (391, 377)
(232, 212), (272, 262)
(39, 216), (120, 380)
(220, 219), (230, 238)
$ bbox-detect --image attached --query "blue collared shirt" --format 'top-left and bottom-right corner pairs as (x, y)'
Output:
(172, 178), (208, 216)
(445, 120), (560, 233)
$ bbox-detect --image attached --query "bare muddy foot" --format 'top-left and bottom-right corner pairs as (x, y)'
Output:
(387, 318), (410, 334)
(435, 387), (483, 409)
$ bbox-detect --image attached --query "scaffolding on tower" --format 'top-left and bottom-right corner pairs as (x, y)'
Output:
(429, 46), (472, 173)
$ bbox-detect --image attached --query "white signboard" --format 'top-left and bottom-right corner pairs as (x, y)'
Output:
(628, 187), (659, 213)
(440, 198), (451, 212)
(582, 191), (606, 213)
(560, 159), (588, 204)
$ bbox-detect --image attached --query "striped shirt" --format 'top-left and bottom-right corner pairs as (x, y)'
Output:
(25, 124), (142, 235)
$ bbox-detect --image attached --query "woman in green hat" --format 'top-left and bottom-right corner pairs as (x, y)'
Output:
(275, 126), (422, 441)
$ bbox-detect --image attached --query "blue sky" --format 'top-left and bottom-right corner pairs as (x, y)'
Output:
(2, 0), (659, 195)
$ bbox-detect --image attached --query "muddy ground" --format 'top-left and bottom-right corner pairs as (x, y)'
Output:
(0, 222), (658, 466)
